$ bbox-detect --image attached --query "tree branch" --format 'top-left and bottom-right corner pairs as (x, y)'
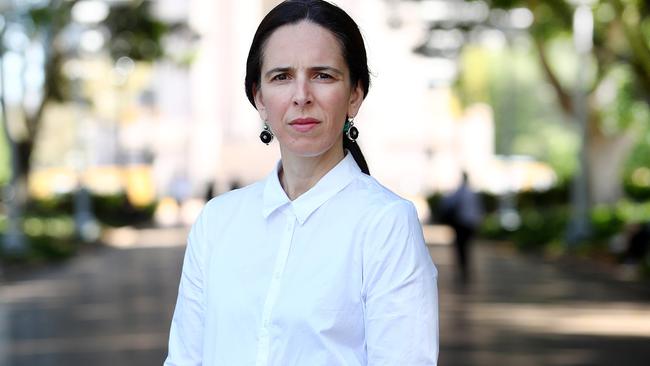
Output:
(533, 37), (574, 117)
(611, 0), (650, 96)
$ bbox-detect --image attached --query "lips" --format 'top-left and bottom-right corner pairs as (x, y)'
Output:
(289, 117), (320, 133)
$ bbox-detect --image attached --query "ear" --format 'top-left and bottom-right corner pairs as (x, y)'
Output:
(347, 81), (364, 118)
(253, 83), (268, 121)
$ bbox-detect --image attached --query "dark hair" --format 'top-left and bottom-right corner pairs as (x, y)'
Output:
(244, 0), (370, 174)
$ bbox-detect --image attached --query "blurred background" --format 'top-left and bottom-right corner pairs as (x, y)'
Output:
(0, 0), (649, 365)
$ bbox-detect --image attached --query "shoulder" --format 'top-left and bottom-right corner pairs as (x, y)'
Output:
(347, 174), (404, 205)
(340, 174), (420, 236)
(356, 177), (435, 277)
(347, 174), (416, 217)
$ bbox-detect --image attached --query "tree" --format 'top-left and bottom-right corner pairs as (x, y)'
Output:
(467, 0), (650, 204)
(0, 0), (180, 252)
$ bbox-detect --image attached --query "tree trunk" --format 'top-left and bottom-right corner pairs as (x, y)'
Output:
(586, 122), (635, 205)
(3, 171), (29, 254)
(1, 141), (32, 254)
(1, 43), (34, 254)
(535, 37), (636, 206)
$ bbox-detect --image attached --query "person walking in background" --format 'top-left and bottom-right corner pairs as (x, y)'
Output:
(163, 1), (439, 365)
(440, 172), (483, 284)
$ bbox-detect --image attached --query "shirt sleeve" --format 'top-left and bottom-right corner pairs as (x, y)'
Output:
(362, 200), (439, 365)
(164, 207), (209, 365)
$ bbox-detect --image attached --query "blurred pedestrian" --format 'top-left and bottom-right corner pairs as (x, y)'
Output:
(164, 1), (439, 365)
(622, 222), (650, 265)
(440, 172), (483, 283)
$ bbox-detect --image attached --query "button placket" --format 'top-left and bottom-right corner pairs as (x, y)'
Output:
(255, 213), (297, 366)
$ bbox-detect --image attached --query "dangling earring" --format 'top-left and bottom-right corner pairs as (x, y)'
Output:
(344, 117), (359, 142)
(259, 123), (274, 145)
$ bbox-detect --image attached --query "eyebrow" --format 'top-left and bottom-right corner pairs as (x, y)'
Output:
(264, 66), (344, 78)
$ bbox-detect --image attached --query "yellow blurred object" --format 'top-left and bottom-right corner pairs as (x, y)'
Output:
(448, 91), (464, 120)
(28, 165), (157, 206)
(29, 168), (77, 199)
(82, 166), (124, 195)
(155, 196), (180, 227)
(125, 165), (156, 207)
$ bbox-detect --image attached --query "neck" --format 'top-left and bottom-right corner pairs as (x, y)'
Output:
(279, 145), (345, 201)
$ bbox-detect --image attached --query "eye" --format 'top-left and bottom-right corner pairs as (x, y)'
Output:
(315, 72), (333, 80)
(271, 73), (289, 81)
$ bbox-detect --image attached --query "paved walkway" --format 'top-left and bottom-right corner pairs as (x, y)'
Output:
(1, 226), (649, 365)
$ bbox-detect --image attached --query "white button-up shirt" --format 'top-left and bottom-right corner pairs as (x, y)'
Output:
(164, 153), (439, 366)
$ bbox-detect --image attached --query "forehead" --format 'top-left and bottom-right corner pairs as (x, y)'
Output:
(261, 20), (346, 70)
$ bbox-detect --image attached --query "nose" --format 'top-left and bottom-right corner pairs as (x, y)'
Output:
(292, 77), (312, 107)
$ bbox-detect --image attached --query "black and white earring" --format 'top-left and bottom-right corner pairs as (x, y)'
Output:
(259, 123), (274, 145)
(344, 117), (359, 142)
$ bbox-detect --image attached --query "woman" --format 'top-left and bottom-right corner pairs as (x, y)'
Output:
(164, 1), (439, 365)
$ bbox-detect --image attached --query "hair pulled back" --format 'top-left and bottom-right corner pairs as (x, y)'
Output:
(244, 0), (371, 174)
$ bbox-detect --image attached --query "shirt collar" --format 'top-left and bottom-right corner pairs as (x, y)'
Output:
(262, 152), (361, 225)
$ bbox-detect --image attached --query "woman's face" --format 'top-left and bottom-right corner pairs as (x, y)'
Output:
(253, 20), (363, 160)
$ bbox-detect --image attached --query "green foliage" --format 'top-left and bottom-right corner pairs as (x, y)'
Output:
(512, 206), (570, 250)
(478, 191), (500, 214)
(591, 204), (625, 239)
(586, 200), (650, 263)
(624, 174), (650, 201)
(480, 196), (650, 251)
(27, 1), (168, 61)
(516, 182), (570, 208)
(26, 193), (74, 215)
(28, 2), (73, 29)
(426, 193), (443, 224)
(0, 122), (10, 185)
(104, 1), (169, 61)
(26, 234), (77, 260)
(27, 2), (74, 102)
(26, 192), (156, 228)
(430, 181), (572, 247)
(477, 183), (571, 248)
(91, 193), (156, 227)
(455, 45), (493, 105)
(622, 128), (650, 201)
(472, 0), (650, 112)
(598, 65), (650, 134)
(1, 190), (157, 262)
(0, 214), (77, 264)
(20, 0), (171, 103)
(460, 0), (650, 205)
(509, 123), (579, 181)
(430, 177), (649, 255)
(478, 206), (570, 250)
(479, 211), (511, 240)
(472, 0), (572, 35)
(455, 38), (578, 179)
(615, 199), (650, 224)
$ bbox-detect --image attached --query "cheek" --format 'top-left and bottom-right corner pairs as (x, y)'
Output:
(264, 92), (290, 116)
(323, 90), (352, 113)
